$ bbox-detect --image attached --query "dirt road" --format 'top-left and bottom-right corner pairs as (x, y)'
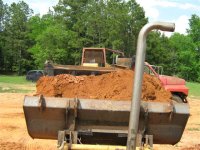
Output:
(0, 93), (56, 150)
(0, 93), (200, 150)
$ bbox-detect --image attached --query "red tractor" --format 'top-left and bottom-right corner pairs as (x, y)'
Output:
(144, 62), (188, 102)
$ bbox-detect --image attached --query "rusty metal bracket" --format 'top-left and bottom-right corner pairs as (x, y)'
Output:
(59, 98), (79, 148)
(57, 130), (78, 150)
(66, 131), (78, 145)
(57, 130), (66, 149)
(67, 98), (78, 131)
(143, 105), (149, 134)
(169, 102), (174, 121)
(136, 133), (143, 148)
(65, 98), (78, 130)
(144, 135), (153, 149)
(38, 95), (45, 112)
(136, 134), (153, 150)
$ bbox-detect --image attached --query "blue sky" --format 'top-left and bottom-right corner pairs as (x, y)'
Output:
(4, 0), (200, 36)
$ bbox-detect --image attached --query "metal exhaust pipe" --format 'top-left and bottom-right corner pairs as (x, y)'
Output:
(126, 22), (175, 150)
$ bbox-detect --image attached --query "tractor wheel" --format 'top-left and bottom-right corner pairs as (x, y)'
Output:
(172, 94), (183, 103)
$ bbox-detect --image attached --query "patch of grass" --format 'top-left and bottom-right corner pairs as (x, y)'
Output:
(0, 75), (35, 93)
(0, 75), (31, 84)
(0, 87), (33, 93)
(187, 127), (200, 131)
(186, 82), (200, 99)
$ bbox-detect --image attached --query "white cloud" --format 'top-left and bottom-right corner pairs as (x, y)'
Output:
(3, 0), (59, 15)
(136, 0), (160, 21)
(136, 0), (200, 21)
(28, 1), (58, 15)
(137, 0), (200, 10)
(152, 1), (200, 10)
(145, 7), (160, 21)
(161, 15), (189, 37)
(174, 15), (189, 34)
(155, 0), (177, 8)
(179, 3), (200, 10)
(136, 0), (196, 36)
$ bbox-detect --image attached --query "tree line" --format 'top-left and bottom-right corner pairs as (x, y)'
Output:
(0, 0), (200, 82)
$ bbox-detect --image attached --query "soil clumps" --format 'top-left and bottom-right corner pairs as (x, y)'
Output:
(36, 70), (171, 102)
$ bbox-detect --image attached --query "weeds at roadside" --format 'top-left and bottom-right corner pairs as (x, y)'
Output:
(186, 82), (200, 99)
(0, 87), (34, 93)
(0, 76), (35, 93)
(187, 127), (200, 131)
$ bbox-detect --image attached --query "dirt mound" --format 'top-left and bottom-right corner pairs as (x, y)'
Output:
(0, 141), (24, 150)
(36, 70), (171, 102)
(181, 144), (200, 150)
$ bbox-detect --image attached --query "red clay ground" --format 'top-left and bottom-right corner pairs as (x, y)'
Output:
(0, 93), (200, 150)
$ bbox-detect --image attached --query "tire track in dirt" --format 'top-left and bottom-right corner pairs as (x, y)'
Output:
(0, 93), (56, 150)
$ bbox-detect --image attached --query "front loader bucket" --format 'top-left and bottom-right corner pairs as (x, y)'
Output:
(23, 95), (189, 145)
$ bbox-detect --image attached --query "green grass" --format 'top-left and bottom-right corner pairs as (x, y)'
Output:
(0, 86), (33, 93)
(0, 75), (31, 84)
(0, 75), (35, 93)
(187, 127), (200, 131)
(186, 82), (200, 99)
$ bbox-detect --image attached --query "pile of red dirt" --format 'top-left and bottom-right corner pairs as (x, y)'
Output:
(36, 70), (172, 102)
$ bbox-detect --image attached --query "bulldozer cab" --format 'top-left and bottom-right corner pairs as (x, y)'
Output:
(81, 48), (124, 67)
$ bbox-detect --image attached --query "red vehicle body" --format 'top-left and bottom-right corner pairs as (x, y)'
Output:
(145, 62), (188, 102)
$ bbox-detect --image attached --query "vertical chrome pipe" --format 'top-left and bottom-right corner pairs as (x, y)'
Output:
(126, 22), (175, 150)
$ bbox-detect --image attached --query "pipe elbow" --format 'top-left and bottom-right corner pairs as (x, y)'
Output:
(139, 22), (175, 39)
